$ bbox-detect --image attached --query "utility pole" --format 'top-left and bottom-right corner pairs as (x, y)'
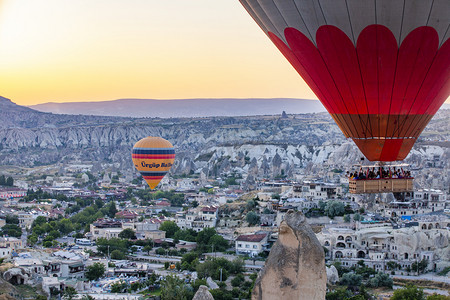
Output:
(220, 268), (223, 282)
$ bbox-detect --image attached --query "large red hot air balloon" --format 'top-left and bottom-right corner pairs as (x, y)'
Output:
(239, 0), (449, 161)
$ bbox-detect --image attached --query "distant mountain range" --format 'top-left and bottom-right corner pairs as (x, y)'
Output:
(28, 98), (327, 118)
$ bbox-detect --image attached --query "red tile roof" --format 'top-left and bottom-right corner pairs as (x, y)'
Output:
(201, 206), (218, 212)
(236, 233), (267, 243)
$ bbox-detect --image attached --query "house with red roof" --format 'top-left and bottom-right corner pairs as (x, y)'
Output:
(235, 232), (269, 257)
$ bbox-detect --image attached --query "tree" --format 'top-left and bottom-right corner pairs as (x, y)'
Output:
(387, 261), (400, 271)
(107, 202), (117, 218)
(246, 200), (256, 210)
(340, 273), (362, 288)
(326, 288), (353, 300)
(427, 294), (450, 300)
(324, 201), (346, 218)
(353, 213), (362, 221)
(6, 177), (14, 186)
(110, 281), (128, 293)
(246, 211), (260, 225)
(391, 284), (425, 300)
(209, 234), (229, 252)
(85, 262), (106, 281)
(173, 229), (197, 242)
(196, 227), (217, 252)
(118, 228), (136, 240)
(231, 274), (245, 287)
(160, 275), (194, 300)
(343, 214), (351, 222)
(1, 224), (22, 238)
(110, 249), (126, 260)
(62, 287), (77, 300)
(5, 215), (19, 224)
(368, 272), (393, 288)
(159, 221), (180, 238)
(143, 245), (152, 254)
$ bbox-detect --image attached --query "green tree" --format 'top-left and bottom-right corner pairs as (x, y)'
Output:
(324, 201), (346, 218)
(209, 234), (229, 252)
(62, 286), (77, 300)
(160, 275), (194, 300)
(159, 221), (180, 238)
(391, 284), (425, 300)
(246, 200), (256, 210)
(5, 215), (19, 224)
(118, 228), (136, 240)
(246, 211), (260, 225)
(110, 281), (128, 293)
(343, 214), (351, 222)
(107, 201), (117, 218)
(27, 234), (38, 246)
(85, 262), (106, 281)
(340, 273), (362, 288)
(353, 213), (362, 221)
(173, 229), (197, 242)
(368, 272), (393, 288)
(110, 249), (125, 260)
(1, 224), (22, 238)
(326, 288), (353, 300)
(427, 294), (450, 300)
(231, 274), (245, 287)
(196, 228), (217, 252)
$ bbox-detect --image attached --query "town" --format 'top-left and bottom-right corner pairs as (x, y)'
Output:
(0, 156), (448, 299)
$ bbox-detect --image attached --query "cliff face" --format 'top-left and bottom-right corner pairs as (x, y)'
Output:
(0, 97), (449, 181)
(252, 210), (327, 300)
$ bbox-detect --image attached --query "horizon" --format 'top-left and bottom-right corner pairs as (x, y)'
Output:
(0, 1), (316, 106)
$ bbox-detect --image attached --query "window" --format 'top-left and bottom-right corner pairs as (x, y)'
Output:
(245, 244), (249, 248)
(238, 244), (242, 248)
(253, 245), (257, 249)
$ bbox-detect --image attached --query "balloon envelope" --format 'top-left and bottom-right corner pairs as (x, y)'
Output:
(239, 0), (450, 161)
(132, 137), (175, 189)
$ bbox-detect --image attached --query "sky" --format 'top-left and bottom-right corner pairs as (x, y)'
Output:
(0, 0), (316, 106)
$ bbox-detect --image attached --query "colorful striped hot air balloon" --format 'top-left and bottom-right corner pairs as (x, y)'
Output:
(239, 0), (450, 161)
(132, 137), (175, 189)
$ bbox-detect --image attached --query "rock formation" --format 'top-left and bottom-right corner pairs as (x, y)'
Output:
(192, 285), (214, 300)
(326, 265), (339, 285)
(252, 210), (326, 300)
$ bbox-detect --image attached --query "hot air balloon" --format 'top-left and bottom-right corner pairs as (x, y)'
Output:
(132, 137), (175, 189)
(239, 0), (449, 162)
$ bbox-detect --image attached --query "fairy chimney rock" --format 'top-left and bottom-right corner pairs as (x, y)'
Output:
(192, 285), (214, 300)
(252, 210), (326, 300)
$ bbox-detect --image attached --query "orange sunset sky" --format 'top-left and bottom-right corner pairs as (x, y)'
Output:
(0, 0), (316, 106)
(0, 1), (448, 107)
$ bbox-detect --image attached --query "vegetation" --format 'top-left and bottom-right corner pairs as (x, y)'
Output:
(391, 284), (424, 300)
(159, 221), (180, 238)
(0, 175), (14, 186)
(246, 211), (260, 225)
(160, 275), (193, 300)
(118, 228), (136, 240)
(0, 224), (22, 238)
(85, 262), (106, 281)
(134, 189), (185, 207)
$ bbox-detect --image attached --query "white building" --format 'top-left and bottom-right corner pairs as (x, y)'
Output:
(176, 205), (219, 232)
(235, 233), (269, 257)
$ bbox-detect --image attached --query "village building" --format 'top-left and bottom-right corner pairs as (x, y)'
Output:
(235, 233), (269, 257)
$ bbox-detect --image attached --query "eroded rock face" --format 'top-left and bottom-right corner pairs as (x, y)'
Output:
(252, 210), (326, 300)
(192, 285), (214, 300)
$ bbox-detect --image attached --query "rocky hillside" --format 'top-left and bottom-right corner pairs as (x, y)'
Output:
(0, 96), (131, 129)
(0, 97), (449, 185)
